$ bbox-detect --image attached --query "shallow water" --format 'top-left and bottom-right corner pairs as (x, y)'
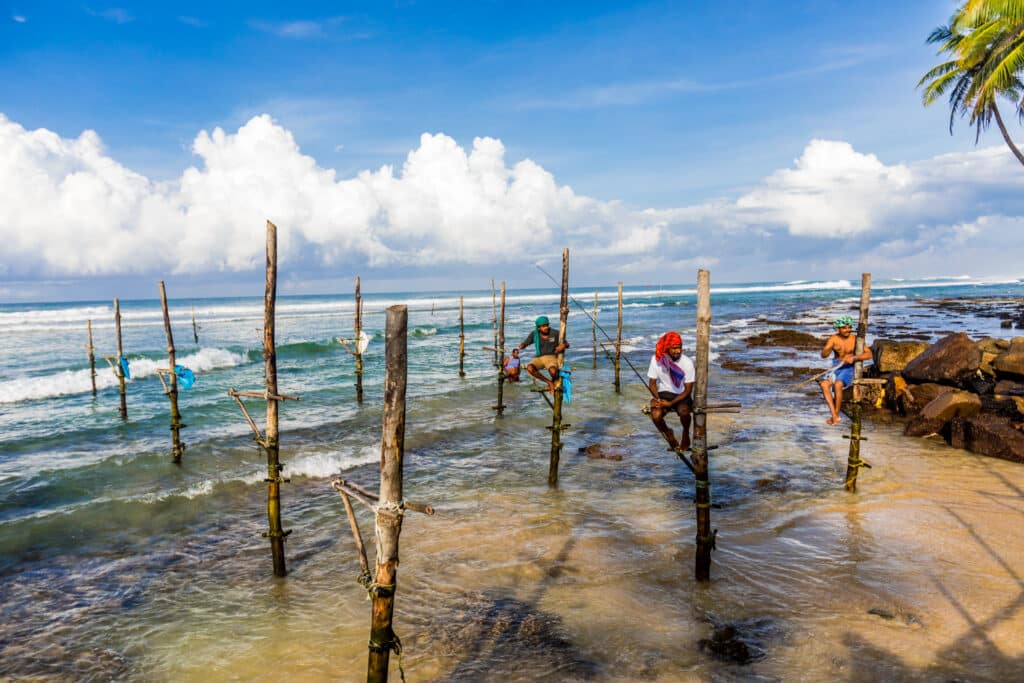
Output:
(2, 278), (1024, 681)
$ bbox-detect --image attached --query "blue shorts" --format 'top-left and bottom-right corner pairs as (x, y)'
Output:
(825, 364), (854, 386)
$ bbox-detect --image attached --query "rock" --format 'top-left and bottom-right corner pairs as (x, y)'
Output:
(904, 415), (947, 437)
(918, 390), (982, 421)
(993, 350), (1024, 379)
(577, 444), (623, 461)
(871, 340), (929, 373)
(698, 619), (774, 665)
(743, 329), (822, 351)
(1002, 320), (1013, 328)
(867, 608), (895, 620)
(885, 374), (912, 415)
(967, 375), (995, 395)
(994, 380), (1024, 396)
(976, 337), (1011, 353)
(980, 351), (1000, 376)
(948, 414), (1024, 463)
(902, 333), (981, 387)
(905, 382), (954, 413)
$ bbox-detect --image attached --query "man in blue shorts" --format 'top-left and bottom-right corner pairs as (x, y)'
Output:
(819, 315), (872, 425)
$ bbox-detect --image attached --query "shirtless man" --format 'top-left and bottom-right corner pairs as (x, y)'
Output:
(819, 315), (873, 425)
(518, 316), (569, 394)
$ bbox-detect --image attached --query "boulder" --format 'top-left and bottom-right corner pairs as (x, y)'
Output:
(994, 380), (1024, 397)
(993, 350), (1024, 379)
(976, 337), (1010, 354)
(918, 389), (982, 421)
(871, 340), (929, 374)
(904, 415), (947, 437)
(947, 414), (1024, 463)
(885, 374), (912, 415)
(980, 351), (1000, 377)
(902, 333), (981, 387)
(905, 382), (954, 413)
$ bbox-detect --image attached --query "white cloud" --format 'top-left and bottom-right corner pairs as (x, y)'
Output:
(86, 7), (132, 24)
(12, 14), (26, 23)
(249, 17), (346, 38)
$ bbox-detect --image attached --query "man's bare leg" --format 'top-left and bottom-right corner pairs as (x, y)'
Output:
(650, 403), (679, 450)
(547, 364), (561, 393)
(832, 381), (845, 425)
(820, 380), (840, 425)
(676, 405), (692, 451)
(527, 363), (555, 393)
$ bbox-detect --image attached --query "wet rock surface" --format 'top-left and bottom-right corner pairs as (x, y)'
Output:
(902, 333), (981, 387)
(698, 617), (779, 665)
(743, 330), (822, 351)
(870, 340), (929, 374)
(577, 444), (624, 461)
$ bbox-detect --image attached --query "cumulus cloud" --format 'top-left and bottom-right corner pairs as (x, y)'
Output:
(2, 112), (1024, 287)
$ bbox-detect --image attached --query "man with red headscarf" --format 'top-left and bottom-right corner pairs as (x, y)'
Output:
(647, 331), (695, 451)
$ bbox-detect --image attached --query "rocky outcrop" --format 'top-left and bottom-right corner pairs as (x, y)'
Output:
(743, 330), (821, 351)
(917, 389), (982, 422)
(902, 333), (980, 387)
(992, 338), (1024, 378)
(870, 340), (929, 374)
(948, 414), (1024, 463)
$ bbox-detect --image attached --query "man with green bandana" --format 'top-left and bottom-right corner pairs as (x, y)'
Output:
(518, 315), (569, 394)
(819, 315), (872, 426)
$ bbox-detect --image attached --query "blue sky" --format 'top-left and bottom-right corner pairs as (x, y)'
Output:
(3, 1), (1023, 301)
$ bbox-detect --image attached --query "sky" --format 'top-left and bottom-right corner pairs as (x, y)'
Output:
(2, 0), (1024, 302)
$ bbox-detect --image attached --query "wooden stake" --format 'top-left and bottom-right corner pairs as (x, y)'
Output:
(592, 291), (598, 370)
(491, 278), (499, 368)
(264, 220), (288, 577)
(367, 304), (408, 682)
(495, 281), (507, 416)
(191, 304), (199, 344)
(548, 248), (569, 487)
(114, 298), (127, 420)
(87, 320), (97, 396)
(693, 269), (713, 581)
(845, 273), (872, 492)
(458, 295), (466, 378)
(355, 276), (364, 404)
(614, 282), (623, 393)
(159, 281), (185, 464)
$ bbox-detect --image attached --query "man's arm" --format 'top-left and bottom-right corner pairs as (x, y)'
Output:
(821, 335), (835, 359)
(648, 378), (660, 400)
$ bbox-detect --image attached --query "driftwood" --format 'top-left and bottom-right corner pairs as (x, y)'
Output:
(845, 273), (872, 491)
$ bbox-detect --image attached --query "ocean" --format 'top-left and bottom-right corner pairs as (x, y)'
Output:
(2, 276), (1023, 680)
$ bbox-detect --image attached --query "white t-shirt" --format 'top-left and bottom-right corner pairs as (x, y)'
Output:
(647, 354), (695, 394)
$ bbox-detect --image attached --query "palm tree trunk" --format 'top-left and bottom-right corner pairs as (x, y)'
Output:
(993, 103), (1024, 167)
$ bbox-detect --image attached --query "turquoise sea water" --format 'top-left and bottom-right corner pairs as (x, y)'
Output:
(2, 276), (1023, 680)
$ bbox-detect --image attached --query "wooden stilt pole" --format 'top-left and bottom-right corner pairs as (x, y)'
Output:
(458, 296), (466, 378)
(159, 281), (185, 464)
(264, 220), (288, 577)
(693, 269), (713, 581)
(87, 320), (97, 396)
(191, 304), (199, 344)
(495, 282), (507, 416)
(114, 298), (127, 419)
(491, 278), (499, 368)
(355, 276), (364, 404)
(614, 282), (623, 393)
(845, 273), (872, 492)
(548, 249), (570, 487)
(592, 291), (598, 370)
(367, 304), (408, 682)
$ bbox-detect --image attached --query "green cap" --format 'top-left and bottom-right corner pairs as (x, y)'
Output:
(535, 316), (550, 327)
(833, 315), (854, 329)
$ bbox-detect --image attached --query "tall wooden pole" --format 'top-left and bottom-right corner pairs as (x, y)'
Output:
(159, 281), (184, 464)
(592, 291), (598, 369)
(693, 269), (713, 581)
(264, 221), (287, 577)
(114, 298), (127, 420)
(491, 278), (499, 368)
(367, 305), (408, 682)
(845, 273), (872, 492)
(87, 320), (97, 396)
(495, 282), (507, 416)
(548, 248), (569, 487)
(614, 282), (623, 393)
(191, 304), (199, 344)
(458, 296), (466, 378)
(355, 276), (364, 404)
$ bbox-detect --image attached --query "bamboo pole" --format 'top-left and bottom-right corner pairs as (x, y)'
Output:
(614, 282), (623, 393)
(355, 276), (364, 404)
(367, 304), (408, 682)
(845, 273), (872, 492)
(87, 320), (97, 396)
(495, 282), (507, 416)
(491, 278), (499, 368)
(548, 249), (569, 487)
(592, 291), (598, 369)
(191, 304), (199, 344)
(159, 281), (185, 464)
(693, 269), (713, 581)
(458, 295), (466, 378)
(114, 298), (127, 419)
(264, 220), (288, 577)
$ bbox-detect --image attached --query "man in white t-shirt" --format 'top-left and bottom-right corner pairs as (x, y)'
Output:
(646, 331), (695, 452)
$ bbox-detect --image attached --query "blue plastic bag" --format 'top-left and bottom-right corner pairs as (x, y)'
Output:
(174, 364), (195, 390)
(119, 355), (131, 380)
(559, 369), (572, 405)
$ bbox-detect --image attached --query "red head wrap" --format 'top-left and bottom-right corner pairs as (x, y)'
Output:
(655, 331), (682, 361)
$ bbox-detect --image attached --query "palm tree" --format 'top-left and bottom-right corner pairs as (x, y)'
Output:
(918, 3), (1024, 167)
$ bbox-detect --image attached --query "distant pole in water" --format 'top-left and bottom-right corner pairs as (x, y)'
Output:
(87, 320), (97, 396)
(491, 278), (499, 368)
(114, 298), (127, 420)
(693, 269), (714, 581)
(366, 304), (409, 682)
(264, 220), (288, 576)
(592, 291), (598, 369)
(494, 282), (507, 416)
(355, 276), (364, 404)
(845, 273), (872, 492)
(191, 304), (199, 344)
(159, 281), (185, 464)
(548, 248), (569, 487)
(458, 296), (466, 378)
(614, 282), (623, 393)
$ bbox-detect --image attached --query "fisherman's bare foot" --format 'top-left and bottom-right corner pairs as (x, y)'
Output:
(827, 415), (840, 426)
(679, 436), (690, 451)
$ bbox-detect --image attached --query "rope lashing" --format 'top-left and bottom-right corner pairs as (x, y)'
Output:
(696, 530), (718, 550)
(368, 630), (407, 683)
(846, 458), (872, 469)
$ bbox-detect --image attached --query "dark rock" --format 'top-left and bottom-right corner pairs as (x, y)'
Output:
(577, 444), (623, 461)
(871, 340), (929, 374)
(902, 333), (981, 387)
(1002, 320), (1014, 328)
(698, 619), (775, 665)
(947, 414), (1024, 463)
(904, 416), (947, 438)
(967, 376), (995, 395)
(980, 395), (1024, 420)
(867, 608), (895, 620)
(905, 383), (954, 413)
(994, 380), (1024, 396)
(743, 329), (821, 351)
(918, 390), (981, 422)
